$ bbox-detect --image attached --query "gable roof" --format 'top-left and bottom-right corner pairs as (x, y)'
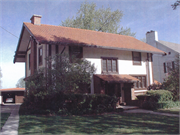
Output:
(14, 22), (165, 63)
(157, 40), (180, 53)
(24, 22), (164, 54)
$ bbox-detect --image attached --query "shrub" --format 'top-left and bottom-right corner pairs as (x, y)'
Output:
(141, 90), (175, 110)
(22, 93), (118, 115)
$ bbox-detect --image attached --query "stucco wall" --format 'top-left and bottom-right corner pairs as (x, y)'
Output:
(83, 47), (147, 75)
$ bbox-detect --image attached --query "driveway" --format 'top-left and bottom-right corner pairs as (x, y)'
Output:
(0, 104), (21, 135)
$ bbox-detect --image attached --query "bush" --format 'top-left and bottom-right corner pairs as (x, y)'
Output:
(141, 90), (175, 110)
(22, 93), (118, 115)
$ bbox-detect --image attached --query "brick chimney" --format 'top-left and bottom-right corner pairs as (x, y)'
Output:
(30, 14), (42, 25)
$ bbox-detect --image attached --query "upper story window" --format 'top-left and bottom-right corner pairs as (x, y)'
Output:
(39, 47), (43, 66)
(102, 57), (118, 73)
(164, 61), (175, 73)
(29, 53), (31, 70)
(133, 75), (146, 89)
(56, 45), (59, 54)
(132, 52), (141, 65)
(49, 45), (51, 56)
(69, 46), (83, 62)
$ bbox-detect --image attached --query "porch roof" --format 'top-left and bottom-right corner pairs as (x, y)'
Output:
(94, 74), (139, 83)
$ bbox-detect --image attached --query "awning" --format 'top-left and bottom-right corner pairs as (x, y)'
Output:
(94, 74), (139, 83)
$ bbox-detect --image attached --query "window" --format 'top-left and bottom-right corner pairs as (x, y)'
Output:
(69, 46), (83, 62)
(49, 45), (51, 56)
(102, 58), (118, 73)
(133, 75), (146, 89)
(39, 47), (43, 66)
(56, 45), (59, 54)
(163, 63), (167, 73)
(29, 53), (31, 70)
(172, 61), (175, 70)
(132, 52), (141, 65)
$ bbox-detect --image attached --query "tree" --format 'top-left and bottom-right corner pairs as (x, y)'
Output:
(0, 67), (2, 89)
(26, 53), (96, 95)
(163, 55), (179, 100)
(16, 77), (25, 88)
(61, 1), (136, 37)
(140, 37), (146, 43)
(172, 1), (180, 10)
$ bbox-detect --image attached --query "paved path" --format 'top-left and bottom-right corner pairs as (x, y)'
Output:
(0, 104), (20, 135)
(124, 109), (179, 117)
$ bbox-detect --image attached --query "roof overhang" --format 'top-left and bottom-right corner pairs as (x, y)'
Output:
(94, 74), (139, 83)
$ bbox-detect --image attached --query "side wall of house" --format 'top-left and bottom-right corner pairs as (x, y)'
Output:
(152, 42), (178, 83)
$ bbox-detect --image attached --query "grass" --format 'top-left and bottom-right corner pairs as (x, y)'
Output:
(156, 107), (180, 114)
(18, 112), (179, 134)
(1, 113), (10, 129)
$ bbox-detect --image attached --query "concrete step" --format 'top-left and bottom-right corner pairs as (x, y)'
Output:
(116, 105), (139, 110)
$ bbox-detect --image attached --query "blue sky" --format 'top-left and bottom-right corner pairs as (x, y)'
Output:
(0, 0), (179, 88)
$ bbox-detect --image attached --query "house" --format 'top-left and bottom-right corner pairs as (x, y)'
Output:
(146, 31), (180, 83)
(13, 15), (164, 105)
(0, 88), (25, 104)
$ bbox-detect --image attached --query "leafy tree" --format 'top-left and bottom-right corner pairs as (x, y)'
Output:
(163, 55), (179, 100)
(26, 53), (96, 96)
(140, 37), (146, 43)
(172, 0), (180, 10)
(16, 77), (25, 88)
(61, 1), (136, 37)
(0, 67), (2, 89)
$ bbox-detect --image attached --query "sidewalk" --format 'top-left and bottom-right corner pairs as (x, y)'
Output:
(124, 108), (179, 117)
(0, 104), (20, 135)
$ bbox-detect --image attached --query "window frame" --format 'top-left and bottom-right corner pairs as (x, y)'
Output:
(28, 53), (31, 70)
(101, 57), (118, 73)
(132, 52), (141, 65)
(132, 75), (147, 89)
(49, 45), (51, 56)
(69, 46), (83, 62)
(38, 47), (43, 66)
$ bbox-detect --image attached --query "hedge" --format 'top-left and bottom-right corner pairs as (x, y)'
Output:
(22, 93), (118, 115)
(141, 90), (179, 110)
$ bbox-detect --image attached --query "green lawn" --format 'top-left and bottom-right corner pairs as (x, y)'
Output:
(1, 113), (10, 129)
(156, 107), (180, 114)
(18, 112), (179, 134)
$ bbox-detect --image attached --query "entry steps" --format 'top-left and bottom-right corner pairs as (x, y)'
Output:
(116, 105), (139, 110)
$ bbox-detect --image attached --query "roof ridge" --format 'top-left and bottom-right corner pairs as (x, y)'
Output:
(158, 40), (180, 45)
(24, 22), (135, 39)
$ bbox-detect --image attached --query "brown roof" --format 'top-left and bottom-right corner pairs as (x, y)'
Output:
(24, 22), (164, 54)
(94, 74), (139, 83)
(0, 88), (25, 92)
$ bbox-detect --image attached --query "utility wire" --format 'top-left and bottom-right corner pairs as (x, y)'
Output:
(0, 26), (18, 38)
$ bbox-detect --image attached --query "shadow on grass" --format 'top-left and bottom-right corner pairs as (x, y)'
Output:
(18, 112), (179, 134)
(1, 113), (10, 129)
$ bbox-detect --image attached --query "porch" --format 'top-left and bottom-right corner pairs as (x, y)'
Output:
(93, 74), (139, 105)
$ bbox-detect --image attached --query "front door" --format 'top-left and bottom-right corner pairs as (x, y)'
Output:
(123, 83), (132, 105)
(105, 83), (121, 105)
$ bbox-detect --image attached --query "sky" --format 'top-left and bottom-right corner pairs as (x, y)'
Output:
(0, 0), (179, 89)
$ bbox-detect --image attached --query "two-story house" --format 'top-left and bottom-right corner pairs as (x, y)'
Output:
(14, 15), (164, 105)
(146, 30), (180, 83)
